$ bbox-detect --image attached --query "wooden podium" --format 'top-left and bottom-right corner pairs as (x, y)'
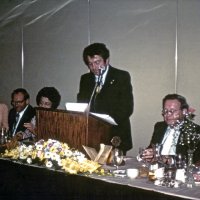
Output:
(35, 108), (113, 151)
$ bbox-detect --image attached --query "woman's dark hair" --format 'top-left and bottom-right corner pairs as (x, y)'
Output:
(36, 87), (61, 109)
(83, 43), (110, 65)
(162, 94), (189, 110)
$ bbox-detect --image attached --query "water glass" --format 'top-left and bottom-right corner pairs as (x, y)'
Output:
(113, 148), (123, 170)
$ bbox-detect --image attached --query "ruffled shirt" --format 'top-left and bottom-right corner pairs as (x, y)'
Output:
(161, 123), (183, 155)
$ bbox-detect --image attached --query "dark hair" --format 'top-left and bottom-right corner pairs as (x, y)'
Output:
(11, 88), (30, 100)
(83, 43), (110, 65)
(162, 94), (189, 110)
(36, 87), (61, 109)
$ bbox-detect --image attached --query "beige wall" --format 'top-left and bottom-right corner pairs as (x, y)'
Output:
(0, 0), (200, 156)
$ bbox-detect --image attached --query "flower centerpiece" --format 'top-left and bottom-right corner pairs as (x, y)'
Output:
(179, 108), (200, 151)
(1, 139), (104, 175)
(178, 108), (200, 188)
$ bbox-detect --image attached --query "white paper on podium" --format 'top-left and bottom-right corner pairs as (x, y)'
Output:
(65, 102), (117, 125)
(90, 112), (117, 126)
(65, 102), (88, 112)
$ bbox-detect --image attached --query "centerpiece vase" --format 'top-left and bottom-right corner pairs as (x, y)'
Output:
(186, 149), (195, 188)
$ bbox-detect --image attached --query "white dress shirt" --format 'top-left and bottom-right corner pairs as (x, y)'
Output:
(95, 65), (109, 85)
(13, 105), (29, 136)
(161, 124), (182, 155)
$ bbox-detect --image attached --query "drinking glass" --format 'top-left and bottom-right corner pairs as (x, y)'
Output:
(175, 153), (185, 169)
(138, 147), (145, 159)
(152, 143), (163, 163)
(113, 148), (123, 170)
(138, 147), (144, 163)
(0, 127), (8, 145)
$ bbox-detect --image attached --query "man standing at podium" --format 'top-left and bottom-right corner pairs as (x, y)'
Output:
(77, 43), (134, 155)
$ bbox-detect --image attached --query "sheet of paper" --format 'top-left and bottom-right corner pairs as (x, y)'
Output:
(65, 102), (117, 125)
(90, 112), (117, 125)
(65, 102), (88, 112)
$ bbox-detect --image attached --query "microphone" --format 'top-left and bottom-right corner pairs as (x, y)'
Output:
(99, 67), (104, 76)
(97, 66), (105, 85)
(85, 65), (106, 116)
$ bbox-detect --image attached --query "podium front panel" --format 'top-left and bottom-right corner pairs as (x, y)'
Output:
(36, 108), (113, 151)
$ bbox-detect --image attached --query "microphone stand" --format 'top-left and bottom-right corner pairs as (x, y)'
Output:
(85, 81), (98, 117)
(84, 81), (98, 140)
(85, 68), (103, 116)
(85, 68), (104, 137)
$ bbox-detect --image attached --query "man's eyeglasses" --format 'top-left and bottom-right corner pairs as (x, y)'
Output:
(162, 109), (181, 116)
(12, 99), (25, 105)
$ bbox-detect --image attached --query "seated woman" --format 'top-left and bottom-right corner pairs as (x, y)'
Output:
(0, 103), (9, 131)
(36, 87), (61, 109)
(17, 87), (61, 140)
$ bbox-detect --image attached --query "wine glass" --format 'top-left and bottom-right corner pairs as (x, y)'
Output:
(152, 143), (163, 164)
(0, 127), (8, 145)
(113, 148), (123, 170)
(175, 153), (186, 169)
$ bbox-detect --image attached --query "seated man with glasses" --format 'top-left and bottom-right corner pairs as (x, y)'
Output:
(8, 88), (36, 141)
(140, 94), (200, 165)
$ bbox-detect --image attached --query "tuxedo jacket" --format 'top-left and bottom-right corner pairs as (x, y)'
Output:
(77, 66), (134, 152)
(149, 120), (200, 163)
(8, 105), (36, 135)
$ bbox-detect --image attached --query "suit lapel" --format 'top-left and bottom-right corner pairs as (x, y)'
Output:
(101, 66), (115, 92)
(157, 122), (168, 144)
(16, 105), (30, 133)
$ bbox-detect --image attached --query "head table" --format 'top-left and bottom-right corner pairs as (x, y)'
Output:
(0, 156), (199, 200)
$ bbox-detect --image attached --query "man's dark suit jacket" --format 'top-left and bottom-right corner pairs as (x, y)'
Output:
(149, 120), (200, 163)
(77, 66), (134, 153)
(8, 105), (36, 136)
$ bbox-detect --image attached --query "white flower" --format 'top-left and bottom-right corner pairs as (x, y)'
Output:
(19, 153), (27, 160)
(57, 158), (62, 166)
(27, 145), (34, 152)
(44, 152), (51, 159)
(50, 152), (59, 161)
(76, 155), (86, 163)
(36, 144), (43, 151)
(27, 157), (32, 164)
(19, 144), (26, 152)
(64, 149), (73, 157)
(45, 160), (53, 168)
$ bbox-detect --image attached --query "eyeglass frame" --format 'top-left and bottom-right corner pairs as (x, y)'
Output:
(11, 99), (26, 105)
(162, 109), (182, 116)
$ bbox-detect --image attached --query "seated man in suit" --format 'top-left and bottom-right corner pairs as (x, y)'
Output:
(140, 94), (200, 164)
(77, 43), (134, 155)
(8, 88), (36, 141)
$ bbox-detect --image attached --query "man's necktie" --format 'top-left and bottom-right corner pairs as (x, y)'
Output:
(12, 113), (19, 136)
